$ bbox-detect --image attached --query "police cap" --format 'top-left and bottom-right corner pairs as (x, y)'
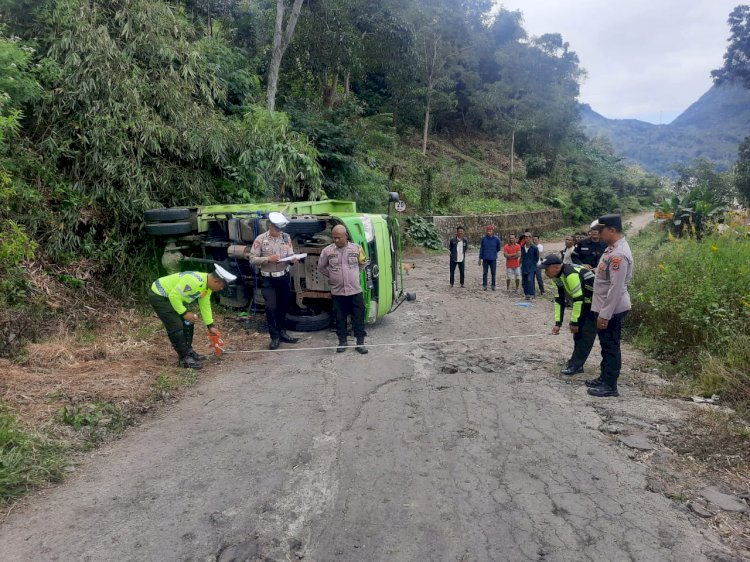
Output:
(540, 254), (563, 268)
(591, 214), (622, 232)
(213, 264), (237, 284)
(268, 211), (290, 229)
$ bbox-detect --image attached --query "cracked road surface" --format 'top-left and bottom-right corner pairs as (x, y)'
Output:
(0, 246), (736, 561)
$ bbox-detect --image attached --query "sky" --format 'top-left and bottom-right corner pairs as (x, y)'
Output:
(495, 0), (740, 124)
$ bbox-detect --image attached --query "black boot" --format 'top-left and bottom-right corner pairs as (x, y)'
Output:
(168, 329), (200, 369)
(355, 338), (368, 355)
(279, 331), (299, 344)
(269, 338), (280, 350)
(337, 338), (347, 353)
(587, 384), (619, 397)
(182, 321), (206, 361)
(560, 365), (584, 376)
(584, 378), (604, 388)
(179, 354), (203, 370)
(187, 348), (207, 361)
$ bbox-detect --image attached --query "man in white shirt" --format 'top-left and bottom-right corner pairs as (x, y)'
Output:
(449, 226), (468, 288)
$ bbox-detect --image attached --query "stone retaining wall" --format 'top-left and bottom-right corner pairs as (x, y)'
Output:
(429, 209), (564, 245)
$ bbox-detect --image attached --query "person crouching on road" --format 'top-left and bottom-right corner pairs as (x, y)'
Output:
(249, 212), (301, 350)
(540, 254), (597, 377)
(318, 225), (369, 354)
(148, 265), (236, 369)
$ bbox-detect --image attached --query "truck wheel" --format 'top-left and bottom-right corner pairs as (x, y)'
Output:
(285, 310), (332, 332)
(144, 222), (194, 236)
(284, 218), (327, 236)
(143, 207), (191, 222)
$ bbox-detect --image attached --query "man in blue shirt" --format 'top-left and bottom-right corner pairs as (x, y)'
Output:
(478, 225), (501, 291)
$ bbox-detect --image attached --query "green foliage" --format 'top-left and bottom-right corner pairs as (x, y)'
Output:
(405, 215), (443, 250)
(712, 5), (750, 89)
(629, 228), (750, 408)
(57, 402), (128, 447)
(0, 402), (66, 504)
(234, 106), (323, 200)
(0, 220), (36, 268)
(735, 136), (750, 204)
(658, 181), (728, 238)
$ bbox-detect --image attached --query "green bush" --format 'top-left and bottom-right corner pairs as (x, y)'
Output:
(0, 403), (66, 504)
(405, 216), (443, 250)
(629, 227), (750, 409)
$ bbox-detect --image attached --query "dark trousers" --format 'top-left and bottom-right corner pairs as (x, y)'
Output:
(261, 273), (292, 339)
(535, 266), (545, 293)
(592, 311), (628, 387)
(332, 293), (366, 343)
(567, 305), (597, 370)
(148, 291), (190, 358)
(521, 269), (536, 297)
(482, 260), (497, 287)
(450, 260), (465, 286)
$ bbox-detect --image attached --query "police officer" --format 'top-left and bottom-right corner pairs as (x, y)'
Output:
(148, 264), (236, 369)
(587, 214), (634, 397)
(571, 227), (607, 269)
(249, 212), (300, 350)
(540, 254), (598, 376)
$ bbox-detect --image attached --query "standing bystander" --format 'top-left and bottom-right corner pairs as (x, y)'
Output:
(503, 233), (522, 294)
(520, 232), (539, 300)
(532, 235), (545, 294)
(479, 225), (501, 291)
(449, 226), (468, 288)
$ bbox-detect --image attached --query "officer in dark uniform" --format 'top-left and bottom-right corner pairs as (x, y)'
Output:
(587, 214), (634, 397)
(571, 228), (607, 269)
(540, 254), (598, 376)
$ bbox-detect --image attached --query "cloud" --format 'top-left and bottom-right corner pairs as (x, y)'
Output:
(496, 0), (738, 123)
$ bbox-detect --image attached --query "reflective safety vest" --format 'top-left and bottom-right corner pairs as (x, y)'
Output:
(151, 271), (214, 326)
(553, 264), (595, 326)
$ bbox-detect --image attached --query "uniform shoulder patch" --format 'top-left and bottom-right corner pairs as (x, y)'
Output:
(611, 256), (622, 270)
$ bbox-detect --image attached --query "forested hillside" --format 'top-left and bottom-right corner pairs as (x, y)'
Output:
(0, 0), (662, 318)
(580, 83), (750, 175)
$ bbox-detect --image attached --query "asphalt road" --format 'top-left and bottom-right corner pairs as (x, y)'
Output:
(0, 217), (734, 561)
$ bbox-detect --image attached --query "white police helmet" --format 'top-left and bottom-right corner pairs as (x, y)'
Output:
(268, 212), (290, 229)
(214, 264), (237, 284)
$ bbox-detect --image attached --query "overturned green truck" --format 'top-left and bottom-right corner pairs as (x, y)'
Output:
(144, 200), (411, 330)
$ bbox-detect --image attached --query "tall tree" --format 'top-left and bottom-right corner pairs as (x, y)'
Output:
(712, 5), (750, 88)
(267, 0), (305, 111)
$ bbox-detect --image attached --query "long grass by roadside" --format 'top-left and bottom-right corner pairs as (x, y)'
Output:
(628, 225), (750, 416)
(0, 403), (67, 506)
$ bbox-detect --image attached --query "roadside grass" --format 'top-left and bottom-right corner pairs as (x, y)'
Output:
(0, 403), (67, 506)
(628, 225), (750, 419)
(152, 370), (200, 400)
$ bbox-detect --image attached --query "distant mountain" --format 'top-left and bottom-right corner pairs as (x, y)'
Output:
(580, 84), (750, 176)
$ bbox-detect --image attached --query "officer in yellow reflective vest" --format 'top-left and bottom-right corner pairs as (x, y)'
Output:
(148, 264), (236, 369)
(540, 254), (597, 377)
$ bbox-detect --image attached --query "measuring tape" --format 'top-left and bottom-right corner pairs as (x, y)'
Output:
(222, 333), (548, 354)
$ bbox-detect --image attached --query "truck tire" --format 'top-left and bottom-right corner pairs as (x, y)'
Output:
(144, 222), (194, 236)
(284, 218), (327, 236)
(285, 310), (331, 332)
(143, 207), (191, 222)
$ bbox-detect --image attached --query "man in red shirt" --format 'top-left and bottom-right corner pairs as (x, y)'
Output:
(503, 234), (522, 294)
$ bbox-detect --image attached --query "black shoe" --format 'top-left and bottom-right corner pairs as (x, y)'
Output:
(269, 338), (280, 350)
(584, 378), (603, 388)
(187, 348), (207, 361)
(356, 345), (368, 354)
(179, 355), (203, 370)
(587, 384), (619, 397)
(483, 286), (488, 291)
(560, 366), (584, 376)
(450, 284), (454, 288)
(491, 286), (496, 291)
(460, 284), (464, 288)
(337, 340), (347, 353)
(279, 331), (299, 344)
